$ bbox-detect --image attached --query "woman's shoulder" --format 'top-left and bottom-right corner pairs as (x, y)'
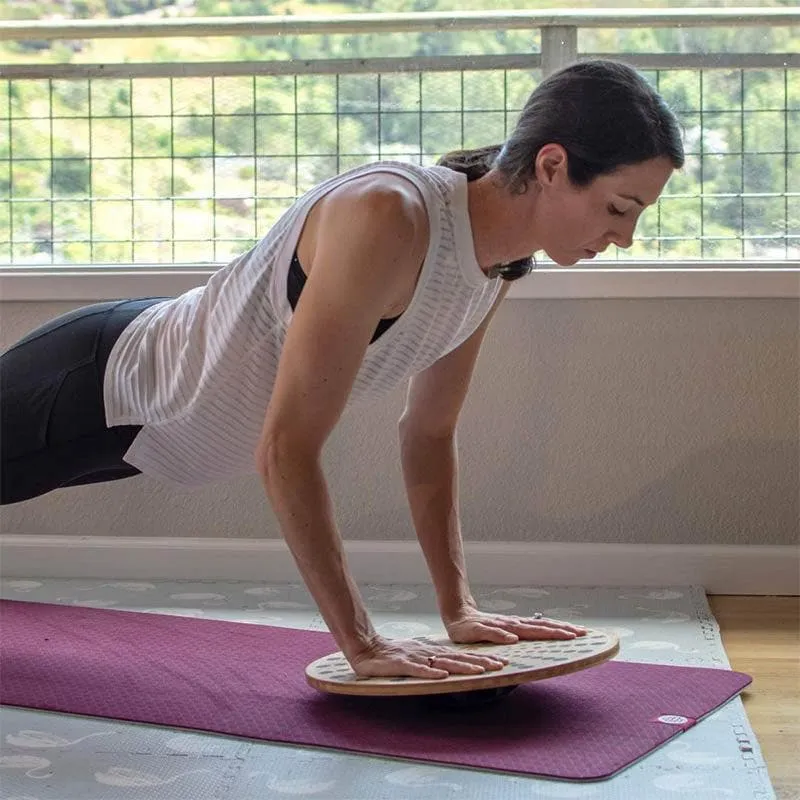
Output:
(291, 160), (456, 255)
(314, 164), (431, 230)
(326, 159), (456, 202)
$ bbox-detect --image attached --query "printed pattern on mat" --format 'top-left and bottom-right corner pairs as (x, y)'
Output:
(0, 580), (775, 800)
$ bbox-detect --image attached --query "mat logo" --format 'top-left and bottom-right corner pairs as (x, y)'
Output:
(656, 714), (693, 725)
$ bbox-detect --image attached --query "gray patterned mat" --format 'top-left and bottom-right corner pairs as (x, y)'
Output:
(0, 579), (775, 800)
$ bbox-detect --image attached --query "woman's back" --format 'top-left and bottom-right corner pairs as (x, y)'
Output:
(103, 160), (503, 487)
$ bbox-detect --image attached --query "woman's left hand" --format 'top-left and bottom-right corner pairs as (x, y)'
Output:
(444, 607), (588, 645)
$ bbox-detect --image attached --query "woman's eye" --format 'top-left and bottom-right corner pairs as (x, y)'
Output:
(608, 205), (626, 217)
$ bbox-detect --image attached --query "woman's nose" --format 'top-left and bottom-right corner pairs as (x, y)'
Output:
(608, 225), (635, 250)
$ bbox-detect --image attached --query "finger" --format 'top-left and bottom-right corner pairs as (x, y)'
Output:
(423, 658), (488, 675)
(419, 649), (507, 673)
(440, 649), (510, 666)
(509, 624), (578, 639)
(524, 618), (588, 634)
(482, 615), (586, 635)
(402, 654), (490, 679)
(414, 664), (451, 678)
(356, 660), (450, 680)
(433, 654), (507, 671)
(493, 617), (578, 633)
(452, 623), (520, 645)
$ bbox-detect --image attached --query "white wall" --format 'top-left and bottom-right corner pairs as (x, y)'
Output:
(1, 296), (797, 547)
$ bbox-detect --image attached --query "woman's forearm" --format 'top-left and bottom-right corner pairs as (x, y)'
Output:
(259, 445), (377, 661)
(399, 425), (476, 621)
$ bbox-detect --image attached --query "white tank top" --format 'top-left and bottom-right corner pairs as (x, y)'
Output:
(104, 161), (503, 486)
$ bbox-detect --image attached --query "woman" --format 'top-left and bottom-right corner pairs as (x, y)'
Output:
(1, 60), (684, 679)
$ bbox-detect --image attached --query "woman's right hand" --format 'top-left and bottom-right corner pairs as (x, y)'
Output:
(348, 635), (508, 680)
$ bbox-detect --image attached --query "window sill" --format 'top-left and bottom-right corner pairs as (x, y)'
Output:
(0, 261), (798, 301)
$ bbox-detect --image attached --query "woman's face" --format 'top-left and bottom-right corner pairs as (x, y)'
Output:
(533, 147), (675, 266)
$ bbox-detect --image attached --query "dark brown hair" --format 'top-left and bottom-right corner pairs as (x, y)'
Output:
(438, 59), (685, 279)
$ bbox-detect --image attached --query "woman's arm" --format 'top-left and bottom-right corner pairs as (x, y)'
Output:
(399, 284), (587, 645)
(399, 428), (473, 621)
(256, 175), (507, 678)
(398, 284), (510, 622)
(257, 177), (422, 662)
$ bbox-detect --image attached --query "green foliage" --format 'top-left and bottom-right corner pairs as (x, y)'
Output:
(1, 0), (797, 263)
(104, 0), (173, 14)
(50, 159), (92, 195)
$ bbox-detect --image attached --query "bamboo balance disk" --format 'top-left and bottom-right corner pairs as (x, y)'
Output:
(306, 629), (620, 697)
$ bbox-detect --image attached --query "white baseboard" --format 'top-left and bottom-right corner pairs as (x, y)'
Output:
(0, 537), (797, 595)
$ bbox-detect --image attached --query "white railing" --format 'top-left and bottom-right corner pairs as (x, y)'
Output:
(2, 8), (799, 77)
(3, 8), (798, 38)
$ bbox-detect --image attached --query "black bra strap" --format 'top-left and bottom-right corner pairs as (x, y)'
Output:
(287, 250), (401, 344)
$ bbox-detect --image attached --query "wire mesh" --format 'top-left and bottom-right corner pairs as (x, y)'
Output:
(1, 66), (797, 265)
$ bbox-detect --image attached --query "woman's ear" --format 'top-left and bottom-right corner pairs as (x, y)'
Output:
(534, 144), (568, 188)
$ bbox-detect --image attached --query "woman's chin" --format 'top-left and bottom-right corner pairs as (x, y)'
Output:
(548, 251), (580, 267)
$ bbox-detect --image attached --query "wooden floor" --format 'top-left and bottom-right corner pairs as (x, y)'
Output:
(708, 595), (800, 800)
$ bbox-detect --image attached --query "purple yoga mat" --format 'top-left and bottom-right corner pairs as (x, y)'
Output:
(0, 599), (751, 781)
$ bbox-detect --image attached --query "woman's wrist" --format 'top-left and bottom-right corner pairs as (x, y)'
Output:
(343, 630), (387, 663)
(306, 578), (380, 661)
(439, 595), (478, 625)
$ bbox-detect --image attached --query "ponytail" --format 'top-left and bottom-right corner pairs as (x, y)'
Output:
(436, 144), (533, 282)
(436, 144), (502, 182)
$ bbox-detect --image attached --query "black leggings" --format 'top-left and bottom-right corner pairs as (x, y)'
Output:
(0, 298), (167, 505)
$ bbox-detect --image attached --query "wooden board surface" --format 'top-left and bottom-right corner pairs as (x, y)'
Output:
(306, 629), (619, 696)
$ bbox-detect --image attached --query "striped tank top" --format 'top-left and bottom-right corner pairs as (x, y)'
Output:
(103, 161), (503, 487)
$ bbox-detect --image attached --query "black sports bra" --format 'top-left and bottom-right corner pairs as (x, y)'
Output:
(287, 250), (401, 344)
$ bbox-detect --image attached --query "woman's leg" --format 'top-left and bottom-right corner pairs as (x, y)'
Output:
(0, 298), (165, 505)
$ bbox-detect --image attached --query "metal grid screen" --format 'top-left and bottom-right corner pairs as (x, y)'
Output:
(644, 67), (799, 260)
(1, 66), (797, 265)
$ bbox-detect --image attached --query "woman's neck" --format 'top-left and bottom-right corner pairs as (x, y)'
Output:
(467, 170), (542, 273)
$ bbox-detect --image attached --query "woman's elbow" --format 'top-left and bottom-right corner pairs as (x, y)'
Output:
(255, 428), (320, 483)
